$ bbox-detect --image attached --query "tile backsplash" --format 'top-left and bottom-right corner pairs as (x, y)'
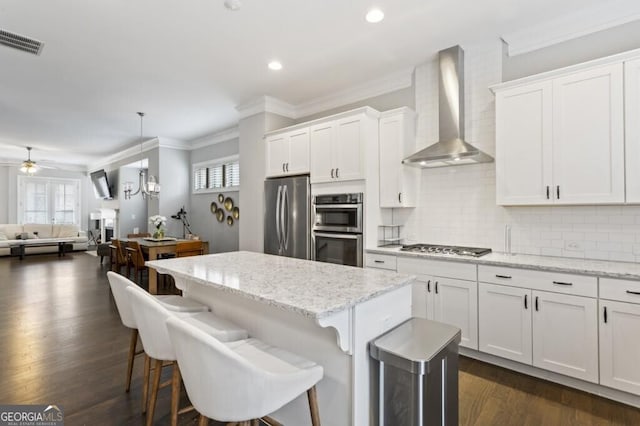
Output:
(400, 40), (640, 263)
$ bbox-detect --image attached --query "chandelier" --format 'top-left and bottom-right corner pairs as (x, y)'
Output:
(123, 112), (160, 200)
(20, 147), (38, 174)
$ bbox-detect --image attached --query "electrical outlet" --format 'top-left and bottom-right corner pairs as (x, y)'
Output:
(564, 241), (584, 252)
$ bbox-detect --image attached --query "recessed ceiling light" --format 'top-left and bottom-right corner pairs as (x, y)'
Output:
(268, 61), (282, 71)
(224, 0), (242, 11)
(365, 8), (384, 23)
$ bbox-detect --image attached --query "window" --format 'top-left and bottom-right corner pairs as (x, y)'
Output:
(18, 176), (81, 225)
(193, 156), (240, 193)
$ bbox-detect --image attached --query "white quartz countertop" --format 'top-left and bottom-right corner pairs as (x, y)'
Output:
(368, 247), (640, 280)
(146, 251), (415, 319)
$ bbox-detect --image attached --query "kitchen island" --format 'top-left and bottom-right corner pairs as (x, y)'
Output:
(146, 251), (415, 426)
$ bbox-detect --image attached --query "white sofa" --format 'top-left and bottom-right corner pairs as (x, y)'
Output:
(0, 224), (88, 257)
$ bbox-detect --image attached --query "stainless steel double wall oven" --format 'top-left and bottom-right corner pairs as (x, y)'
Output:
(312, 193), (363, 267)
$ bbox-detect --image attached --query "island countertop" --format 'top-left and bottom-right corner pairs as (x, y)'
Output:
(146, 251), (415, 320)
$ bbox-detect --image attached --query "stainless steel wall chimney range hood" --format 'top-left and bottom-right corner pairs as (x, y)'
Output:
(403, 45), (493, 168)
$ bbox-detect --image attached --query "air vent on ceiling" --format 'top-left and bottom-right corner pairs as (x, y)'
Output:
(0, 28), (43, 55)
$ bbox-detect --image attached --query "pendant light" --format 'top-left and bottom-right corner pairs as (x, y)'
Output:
(122, 112), (160, 200)
(20, 147), (38, 174)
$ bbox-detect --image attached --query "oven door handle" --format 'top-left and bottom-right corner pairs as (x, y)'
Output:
(312, 232), (361, 240)
(313, 204), (361, 209)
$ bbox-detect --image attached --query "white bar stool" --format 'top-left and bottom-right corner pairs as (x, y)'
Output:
(126, 284), (248, 426)
(106, 271), (210, 393)
(166, 316), (323, 426)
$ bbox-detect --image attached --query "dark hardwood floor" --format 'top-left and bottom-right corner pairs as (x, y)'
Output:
(1, 252), (639, 425)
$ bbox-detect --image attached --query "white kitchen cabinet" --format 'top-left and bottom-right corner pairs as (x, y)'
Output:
(494, 62), (625, 205)
(265, 128), (309, 177)
(478, 282), (532, 364)
(532, 290), (599, 383)
(552, 64), (624, 204)
(379, 108), (418, 208)
(397, 257), (478, 350)
(599, 277), (640, 396)
(495, 81), (552, 205)
(625, 58), (640, 203)
(309, 112), (377, 184)
(478, 265), (599, 382)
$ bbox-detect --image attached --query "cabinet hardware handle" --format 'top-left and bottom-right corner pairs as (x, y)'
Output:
(427, 280), (431, 293)
(556, 185), (560, 199)
(286, 163), (289, 172)
(524, 294), (528, 309)
(336, 168), (340, 178)
(495, 274), (512, 279)
(603, 306), (608, 323)
(626, 290), (640, 295)
(552, 281), (573, 286)
(374, 260), (384, 264)
(282, 163), (286, 172)
(546, 186), (550, 199)
(535, 296), (539, 311)
(331, 168), (334, 178)
(398, 192), (402, 203)
(435, 281), (439, 294)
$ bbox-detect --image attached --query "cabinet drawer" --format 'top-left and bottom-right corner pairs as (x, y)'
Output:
(365, 253), (397, 271)
(600, 277), (640, 304)
(397, 256), (476, 281)
(478, 265), (597, 298)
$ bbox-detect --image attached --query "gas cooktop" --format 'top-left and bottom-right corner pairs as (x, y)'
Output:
(400, 244), (492, 257)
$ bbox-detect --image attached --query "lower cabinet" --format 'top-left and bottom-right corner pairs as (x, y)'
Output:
(599, 278), (640, 396)
(398, 257), (478, 350)
(532, 291), (598, 383)
(478, 268), (599, 384)
(479, 283), (532, 364)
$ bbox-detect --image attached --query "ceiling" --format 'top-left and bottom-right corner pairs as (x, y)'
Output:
(0, 0), (632, 168)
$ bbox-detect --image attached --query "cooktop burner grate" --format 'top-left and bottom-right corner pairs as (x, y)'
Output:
(400, 244), (492, 257)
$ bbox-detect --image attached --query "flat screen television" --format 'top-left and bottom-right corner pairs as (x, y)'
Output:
(90, 169), (113, 199)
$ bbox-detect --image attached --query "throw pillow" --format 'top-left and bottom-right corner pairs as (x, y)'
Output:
(0, 232), (6, 241)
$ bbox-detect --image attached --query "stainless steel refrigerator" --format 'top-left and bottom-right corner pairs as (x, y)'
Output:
(264, 175), (311, 259)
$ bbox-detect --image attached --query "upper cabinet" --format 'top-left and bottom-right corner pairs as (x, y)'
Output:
(625, 58), (640, 203)
(265, 128), (309, 178)
(379, 108), (418, 208)
(309, 110), (378, 184)
(494, 59), (628, 205)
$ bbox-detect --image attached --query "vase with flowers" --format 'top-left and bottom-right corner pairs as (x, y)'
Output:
(149, 215), (167, 239)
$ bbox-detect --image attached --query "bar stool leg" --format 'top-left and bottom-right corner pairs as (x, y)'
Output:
(147, 358), (163, 426)
(170, 362), (181, 426)
(142, 355), (151, 414)
(197, 414), (208, 426)
(125, 329), (138, 392)
(307, 386), (321, 426)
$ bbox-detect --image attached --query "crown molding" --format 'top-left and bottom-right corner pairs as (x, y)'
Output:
(503, 1), (640, 56)
(236, 96), (297, 120)
(235, 67), (414, 121)
(157, 137), (190, 150)
(294, 67), (414, 118)
(88, 137), (160, 172)
(189, 126), (240, 150)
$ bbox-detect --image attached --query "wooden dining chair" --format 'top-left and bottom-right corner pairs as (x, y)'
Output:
(110, 239), (128, 274)
(175, 240), (204, 257)
(125, 241), (148, 285)
(127, 232), (151, 238)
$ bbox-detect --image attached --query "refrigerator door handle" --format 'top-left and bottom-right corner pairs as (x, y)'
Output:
(281, 185), (289, 251)
(275, 185), (283, 253)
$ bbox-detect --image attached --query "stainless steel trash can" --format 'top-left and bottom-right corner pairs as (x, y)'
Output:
(370, 318), (461, 426)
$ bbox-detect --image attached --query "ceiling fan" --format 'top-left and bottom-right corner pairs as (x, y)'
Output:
(0, 146), (57, 174)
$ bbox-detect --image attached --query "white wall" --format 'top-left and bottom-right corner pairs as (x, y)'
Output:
(238, 112), (294, 252)
(158, 147), (190, 237)
(0, 166), (9, 223)
(189, 138), (240, 253)
(400, 36), (640, 262)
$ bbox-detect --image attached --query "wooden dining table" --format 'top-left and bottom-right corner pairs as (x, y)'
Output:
(119, 237), (208, 294)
